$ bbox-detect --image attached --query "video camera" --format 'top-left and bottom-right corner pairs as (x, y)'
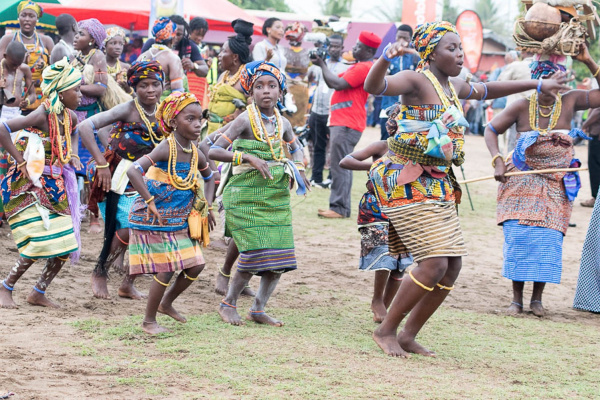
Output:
(306, 32), (329, 60)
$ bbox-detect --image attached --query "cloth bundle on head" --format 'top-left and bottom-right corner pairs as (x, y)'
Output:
(18, 1), (43, 17)
(530, 54), (567, 79)
(412, 21), (458, 71)
(285, 22), (307, 42)
(228, 19), (254, 65)
(41, 57), (82, 114)
(152, 17), (177, 44)
(240, 60), (286, 95)
(155, 92), (199, 135)
(78, 18), (107, 51)
(104, 27), (126, 47)
(127, 60), (165, 89)
(358, 31), (382, 49)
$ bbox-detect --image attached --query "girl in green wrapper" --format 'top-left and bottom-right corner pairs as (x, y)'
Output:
(209, 61), (309, 327)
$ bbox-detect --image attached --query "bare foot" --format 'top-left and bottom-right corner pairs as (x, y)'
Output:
(530, 301), (546, 317)
(118, 283), (147, 300)
(241, 285), (256, 297)
(398, 331), (436, 357)
(506, 302), (523, 315)
(218, 304), (243, 326)
(246, 311), (283, 327)
(158, 303), (187, 323)
(0, 286), (18, 309)
(372, 327), (410, 357)
(88, 222), (103, 234)
(26, 290), (60, 308)
(142, 320), (169, 335)
(91, 273), (111, 299)
(215, 273), (229, 296)
(371, 302), (387, 323)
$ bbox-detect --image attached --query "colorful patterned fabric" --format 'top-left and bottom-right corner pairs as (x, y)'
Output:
(370, 104), (464, 208)
(238, 248), (297, 275)
(41, 58), (82, 114)
(108, 121), (160, 161)
(223, 139), (293, 254)
(126, 61), (165, 89)
(573, 196), (600, 312)
(152, 17), (177, 44)
(78, 19), (107, 51)
(0, 149), (7, 214)
(240, 60), (287, 95)
(206, 83), (246, 135)
(412, 21), (458, 71)
(357, 182), (387, 226)
(382, 202), (467, 262)
(1, 128), (70, 218)
(502, 220), (563, 284)
(98, 192), (138, 230)
(129, 228), (204, 275)
(128, 161), (196, 232)
(358, 224), (413, 271)
(104, 27), (126, 47)
(284, 22), (307, 42)
(529, 59), (566, 80)
(8, 205), (78, 259)
(497, 130), (577, 235)
(17, 1), (43, 17)
(155, 92), (199, 135)
(14, 31), (49, 111)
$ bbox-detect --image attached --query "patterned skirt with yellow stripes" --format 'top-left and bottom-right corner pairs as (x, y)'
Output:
(8, 205), (78, 259)
(382, 201), (467, 263)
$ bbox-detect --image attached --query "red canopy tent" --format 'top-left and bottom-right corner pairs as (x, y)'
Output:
(39, 0), (263, 34)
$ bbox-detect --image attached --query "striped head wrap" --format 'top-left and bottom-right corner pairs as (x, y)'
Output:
(152, 17), (177, 44)
(18, 1), (43, 18)
(127, 60), (165, 89)
(104, 27), (126, 47)
(41, 57), (82, 114)
(530, 54), (567, 79)
(78, 18), (107, 51)
(240, 60), (287, 95)
(155, 92), (199, 136)
(412, 21), (458, 71)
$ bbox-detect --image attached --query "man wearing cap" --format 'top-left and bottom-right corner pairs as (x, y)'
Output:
(311, 31), (381, 218)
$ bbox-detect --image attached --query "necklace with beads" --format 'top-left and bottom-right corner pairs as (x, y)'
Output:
(174, 136), (193, 153)
(247, 102), (284, 162)
(44, 100), (73, 168)
(167, 135), (198, 190)
(208, 64), (243, 101)
(422, 69), (463, 113)
(134, 98), (163, 145)
(19, 30), (36, 41)
(529, 91), (562, 134)
(106, 59), (121, 76)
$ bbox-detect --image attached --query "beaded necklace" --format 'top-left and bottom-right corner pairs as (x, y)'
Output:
(44, 99), (73, 168)
(106, 59), (121, 76)
(208, 64), (243, 101)
(167, 135), (198, 190)
(247, 102), (284, 162)
(422, 69), (462, 113)
(528, 92), (562, 135)
(134, 98), (163, 145)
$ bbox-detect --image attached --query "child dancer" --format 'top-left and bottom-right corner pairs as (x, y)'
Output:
(126, 92), (215, 334)
(0, 58), (83, 309)
(209, 61), (309, 327)
(339, 140), (413, 322)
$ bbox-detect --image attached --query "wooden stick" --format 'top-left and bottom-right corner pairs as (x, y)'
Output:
(458, 167), (588, 185)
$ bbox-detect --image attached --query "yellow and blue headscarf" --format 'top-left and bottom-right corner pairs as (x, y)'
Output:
(41, 57), (82, 114)
(17, 1), (43, 18)
(412, 21), (458, 71)
(155, 92), (199, 136)
(240, 61), (286, 95)
(127, 60), (165, 89)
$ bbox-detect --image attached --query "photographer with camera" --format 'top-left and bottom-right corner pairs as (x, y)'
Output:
(307, 34), (347, 188)
(313, 31), (382, 219)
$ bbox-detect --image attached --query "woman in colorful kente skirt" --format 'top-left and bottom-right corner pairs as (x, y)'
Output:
(78, 61), (165, 300)
(126, 92), (216, 335)
(363, 21), (569, 357)
(209, 61), (309, 327)
(484, 46), (600, 317)
(0, 58), (83, 309)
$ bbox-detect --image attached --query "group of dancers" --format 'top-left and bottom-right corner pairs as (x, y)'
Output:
(1, 1), (599, 355)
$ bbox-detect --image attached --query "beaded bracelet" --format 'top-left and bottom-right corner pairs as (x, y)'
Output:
(143, 154), (156, 166)
(132, 161), (145, 176)
(145, 196), (155, 204)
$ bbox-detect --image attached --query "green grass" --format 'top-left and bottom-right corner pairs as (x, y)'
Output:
(69, 304), (600, 399)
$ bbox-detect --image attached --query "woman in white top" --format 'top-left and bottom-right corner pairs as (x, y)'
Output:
(251, 17), (287, 71)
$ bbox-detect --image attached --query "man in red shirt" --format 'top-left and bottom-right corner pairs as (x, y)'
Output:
(312, 31), (382, 218)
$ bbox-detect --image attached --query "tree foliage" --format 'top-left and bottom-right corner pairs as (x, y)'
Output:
(365, 2), (402, 23)
(321, 0), (354, 18)
(474, 0), (508, 36)
(441, 0), (460, 24)
(228, 0), (291, 12)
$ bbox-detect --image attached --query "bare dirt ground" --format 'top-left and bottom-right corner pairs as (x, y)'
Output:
(1, 127), (598, 399)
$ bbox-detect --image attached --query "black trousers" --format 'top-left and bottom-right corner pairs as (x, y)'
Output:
(308, 112), (329, 183)
(589, 135), (600, 198)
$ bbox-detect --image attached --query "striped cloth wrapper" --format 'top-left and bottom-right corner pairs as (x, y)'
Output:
(129, 228), (204, 275)
(502, 220), (563, 284)
(238, 248), (297, 275)
(382, 201), (467, 262)
(9, 205), (78, 259)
